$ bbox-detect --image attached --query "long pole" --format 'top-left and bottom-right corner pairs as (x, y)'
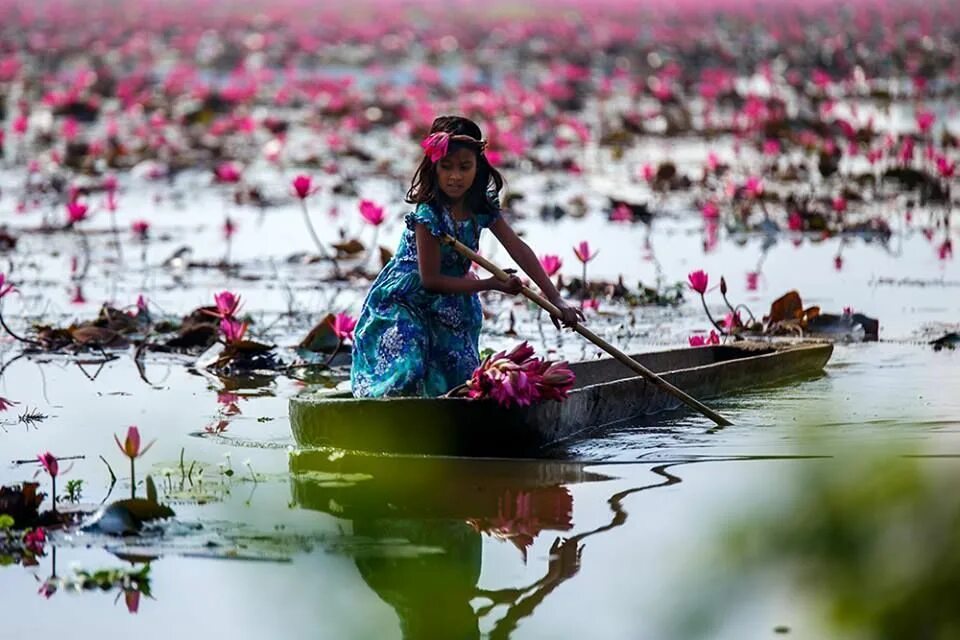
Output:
(443, 235), (733, 427)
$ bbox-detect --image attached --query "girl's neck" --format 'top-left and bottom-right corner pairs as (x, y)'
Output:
(447, 197), (470, 220)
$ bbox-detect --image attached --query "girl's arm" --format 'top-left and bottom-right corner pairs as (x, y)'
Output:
(488, 217), (584, 326)
(415, 224), (521, 295)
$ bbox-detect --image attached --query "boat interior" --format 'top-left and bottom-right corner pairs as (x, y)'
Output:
(568, 344), (776, 389)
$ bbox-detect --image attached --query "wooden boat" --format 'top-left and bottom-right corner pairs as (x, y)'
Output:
(289, 341), (833, 457)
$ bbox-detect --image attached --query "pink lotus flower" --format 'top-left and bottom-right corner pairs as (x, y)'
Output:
(744, 176), (764, 199)
(292, 174), (317, 199)
(114, 425), (154, 460)
(539, 255), (562, 276)
(939, 239), (954, 261)
(572, 241), (597, 263)
(611, 203), (633, 222)
(688, 330), (720, 347)
(936, 156), (956, 179)
(842, 306), (854, 316)
(131, 220), (150, 238)
(38, 452), (58, 477)
(421, 132), (450, 162)
(834, 255), (843, 270)
(723, 311), (742, 331)
(213, 162), (242, 183)
(706, 152), (721, 172)
(0, 273), (17, 298)
(12, 114), (27, 135)
(124, 590), (141, 614)
(788, 211), (803, 231)
(639, 164), (655, 182)
(23, 528), (46, 554)
(329, 312), (357, 342)
(223, 217), (237, 238)
(213, 291), (241, 318)
(103, 174), (118, 193)
(505, 341), (535, 363)
(762, 139), (781, 156)
(66, 200), (89, 224)
(832, 196), (847, 213)
(746, 271), (759, 291)
(687, 270), (708, 294)
(465, 342), (575, 407)
(359, 200), (385, 226)
(220, 317), (248, 343)
(701, 201), (720, 220)
(915, 109), (936, 134)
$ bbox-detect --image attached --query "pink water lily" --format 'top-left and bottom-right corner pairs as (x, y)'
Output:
(115, 425), (155, 500)
(220, 317), (248, 343)
(465, 342), (575, 407)
(359, 200), (385, 226)
(915, 109), (936, 134)
(292, 174), (317, 199)
(572, 241), (597, 263)
(744, 176), (764, 199)
(329, 312), (357, 342)
(37, 451), (60, 514)
(124, 589), (141, 614)
(38, 451), (59, 477)
(421, 131), (450, 162)
(787, 211), (803, 231)
(66, 200), (89, 224)
(213, 162), (242, 183)
(539, 255), (562, 277)
(611, 203), (633, 222)
(213, 291), (241, 318)
(689, 330), (721, 346)
(131, 220), (150, 238)
(701, 201), (720, 220)
(114, 425), (154, 460)
(687, 270), (708, 294)
(936, 156), (956, 179)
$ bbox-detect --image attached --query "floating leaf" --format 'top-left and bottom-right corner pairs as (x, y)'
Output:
(332, 238), (365, 257)
(298, 314), (340, 353)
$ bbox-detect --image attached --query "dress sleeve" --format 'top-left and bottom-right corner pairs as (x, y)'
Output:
(479, 188), (503, 228)
(404, 202), (448, 238)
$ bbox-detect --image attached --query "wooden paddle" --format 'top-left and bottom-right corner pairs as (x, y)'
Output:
(443, 235), (733, 427)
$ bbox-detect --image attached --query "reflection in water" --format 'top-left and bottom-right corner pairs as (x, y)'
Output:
(290, 451), (832, 638)
(290, 450), (609, 638)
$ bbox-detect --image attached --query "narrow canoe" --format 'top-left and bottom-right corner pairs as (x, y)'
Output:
(289, 341), (833, 457)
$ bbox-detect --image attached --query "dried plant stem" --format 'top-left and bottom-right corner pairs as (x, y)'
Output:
(0, 312), (42, 346)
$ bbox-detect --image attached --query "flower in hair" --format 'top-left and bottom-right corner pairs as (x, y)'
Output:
(421, 132), (450, 162)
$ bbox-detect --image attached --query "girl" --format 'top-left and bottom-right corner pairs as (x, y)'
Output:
(350, 115), (583, 398)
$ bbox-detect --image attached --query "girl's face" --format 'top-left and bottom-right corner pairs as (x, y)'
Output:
(436, 147), (477, 202)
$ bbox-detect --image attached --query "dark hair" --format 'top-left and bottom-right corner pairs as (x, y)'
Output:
(405, 115), (505, 218)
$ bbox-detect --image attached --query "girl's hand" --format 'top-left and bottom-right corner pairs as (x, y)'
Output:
(488, 275), (523, 295)
(550, 299), (585, 330)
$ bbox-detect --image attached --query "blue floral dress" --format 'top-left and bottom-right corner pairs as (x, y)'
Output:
(350, 192), (501, 397)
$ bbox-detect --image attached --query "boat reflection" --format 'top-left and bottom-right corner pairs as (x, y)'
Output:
(289, 449), (612, 638)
